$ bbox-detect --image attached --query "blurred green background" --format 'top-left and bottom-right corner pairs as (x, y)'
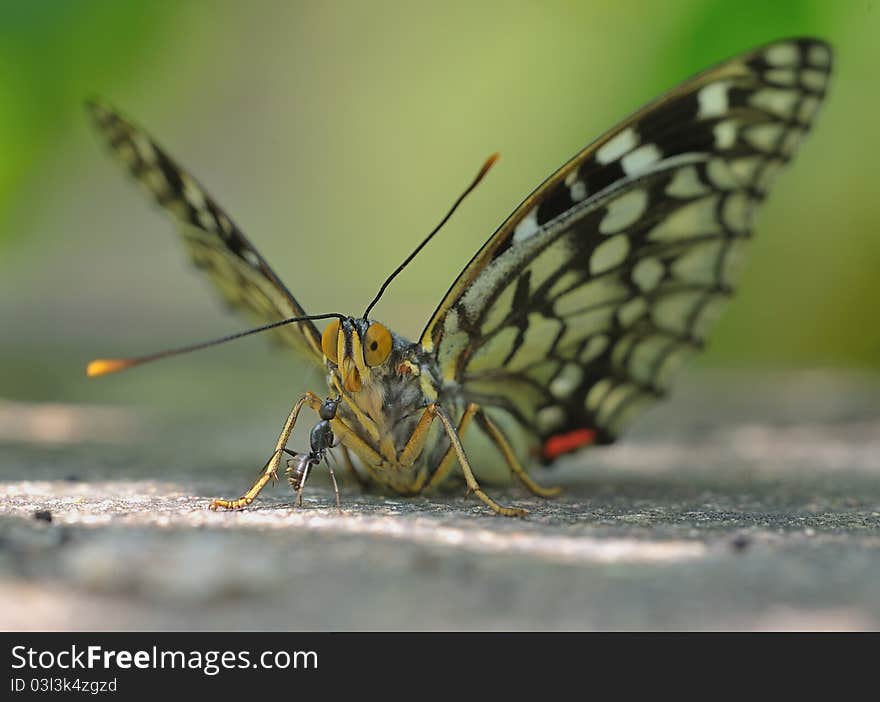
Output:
(0, 0), (877, 415)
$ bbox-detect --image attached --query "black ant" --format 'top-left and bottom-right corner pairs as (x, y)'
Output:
(285, 395), (341, 508)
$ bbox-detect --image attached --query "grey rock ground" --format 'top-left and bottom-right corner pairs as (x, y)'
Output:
(1, 371), (879, 630)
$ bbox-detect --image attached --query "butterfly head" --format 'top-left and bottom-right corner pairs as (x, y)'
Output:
(321, 317), (397, 393)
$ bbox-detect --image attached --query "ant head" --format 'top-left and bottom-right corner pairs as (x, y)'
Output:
(319, 396), (341, 421)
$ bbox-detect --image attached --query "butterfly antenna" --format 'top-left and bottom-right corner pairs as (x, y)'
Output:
(362, 152), (499, 320)
(86, 312), (345, 377)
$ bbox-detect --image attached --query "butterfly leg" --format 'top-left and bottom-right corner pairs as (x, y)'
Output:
(321, 416), (386, 485)
(419, 403), (478, 492)
(474, 409), (563, 498)
(433, 404), (528, 517)
(397, 404), (447, 469)
(209, 391), (323, 510)
(394, 402), (475, 493)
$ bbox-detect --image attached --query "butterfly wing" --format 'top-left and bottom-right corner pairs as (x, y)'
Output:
(421, 38), (832, 461)
(88, 101), (324, 362)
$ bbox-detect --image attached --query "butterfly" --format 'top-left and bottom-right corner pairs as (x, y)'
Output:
(87, 37), (832, 516)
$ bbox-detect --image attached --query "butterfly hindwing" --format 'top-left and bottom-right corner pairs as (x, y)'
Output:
(421, 38), (832, 460)
(88, 101), (324, 362)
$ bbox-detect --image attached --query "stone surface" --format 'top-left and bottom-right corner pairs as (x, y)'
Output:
(1, 371), (879, 630)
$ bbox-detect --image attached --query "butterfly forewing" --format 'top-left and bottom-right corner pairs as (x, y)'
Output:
(421, 38), (832, 460)
(88, 101), (323, 362)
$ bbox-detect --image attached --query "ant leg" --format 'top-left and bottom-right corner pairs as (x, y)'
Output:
(327, 463), (341, 509)
(295, 461), (311, 508)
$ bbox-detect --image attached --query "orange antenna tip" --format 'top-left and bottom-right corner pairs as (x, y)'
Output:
(83, 314), (345, 378)
(86, 358), (137, 377)
(476, 152), (500, 181)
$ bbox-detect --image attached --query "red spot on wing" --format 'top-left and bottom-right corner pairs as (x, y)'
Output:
(542, 428), (597, 461)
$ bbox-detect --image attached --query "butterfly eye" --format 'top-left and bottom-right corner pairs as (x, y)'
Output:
(363, 323), (392, 367)
(321, 319), (341, 363)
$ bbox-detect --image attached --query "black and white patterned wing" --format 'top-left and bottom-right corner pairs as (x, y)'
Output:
(88, 101), (324, 362)
(421, 38), (832, 461)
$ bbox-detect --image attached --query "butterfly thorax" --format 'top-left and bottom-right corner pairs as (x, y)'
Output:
(322, 316), (457, 491)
